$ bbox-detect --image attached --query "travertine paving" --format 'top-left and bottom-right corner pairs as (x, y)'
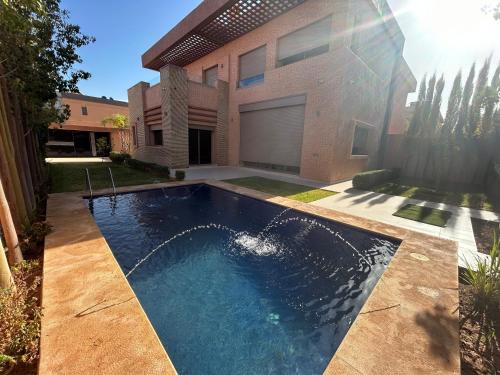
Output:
(41, 179), (459, 374)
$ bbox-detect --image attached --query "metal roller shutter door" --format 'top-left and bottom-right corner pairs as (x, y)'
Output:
(240, 104), (305, 171)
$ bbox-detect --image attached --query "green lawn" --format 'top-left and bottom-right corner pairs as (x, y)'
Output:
(393, 204), (452, 227)
(372, 182), (495, 212)
(49, 162), (170, 193)
(223, 176), (337, 203)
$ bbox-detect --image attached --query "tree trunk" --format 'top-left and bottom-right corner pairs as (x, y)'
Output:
(0, 240), (14, 289)
(0, 78), (28, 225)
(1, 79), (34, 214)
(0, 175), (23, 264)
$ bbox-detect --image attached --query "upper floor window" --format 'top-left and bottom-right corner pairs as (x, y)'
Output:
(351, 124), (370, 156)
(349, 13), (397, 78)
(239, 45), (266, 88)
(203, 65), (218, 87)
(81, 106), (88, 115)
(277, 17), (332, 67)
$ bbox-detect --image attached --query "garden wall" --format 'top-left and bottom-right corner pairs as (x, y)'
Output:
(382, 134), (496, 191)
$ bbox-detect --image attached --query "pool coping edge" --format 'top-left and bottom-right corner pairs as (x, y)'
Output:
(41, 179), (459, 375)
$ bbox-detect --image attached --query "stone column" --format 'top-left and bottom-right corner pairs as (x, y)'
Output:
(89, 132), (96, 156)
(216, 79), (229, 165)
(127, 81), (150, 152)
(160, 64), (188, 168)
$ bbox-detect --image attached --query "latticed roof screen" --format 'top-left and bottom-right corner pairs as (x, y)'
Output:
(153, 0), (305, 69)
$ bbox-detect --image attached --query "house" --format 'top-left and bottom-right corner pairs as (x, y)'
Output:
(128, 0), (416, 183)
(47, 93), (129, 156)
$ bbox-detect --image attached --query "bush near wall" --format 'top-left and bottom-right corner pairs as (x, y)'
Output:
(109, 153), (171, 178)
(109, 151), (131, 164)
(352, 169), (398, 190)
(126, 158), (170, 178)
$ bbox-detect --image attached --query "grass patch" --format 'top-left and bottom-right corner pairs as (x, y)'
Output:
(48, 162), (170, 193)
(223, 176), (337, 203)
(393, 204), (452, 227)
(372, 182), (495, 212)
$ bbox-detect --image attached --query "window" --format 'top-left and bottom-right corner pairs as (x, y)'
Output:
(152, 129), (163, 146)
(81, 106), (88, 115)
(349, 13), (397, 78)
(203, 66), (218, 87)
(350, 15), (361, 55)
(132, 126), (137, 146)
(351, 125), (370, 156)
(239, 45), (266, 88)
(277, 17), (332, 67)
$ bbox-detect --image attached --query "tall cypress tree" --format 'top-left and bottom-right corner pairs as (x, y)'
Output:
(455, 64), (476, 137)
(443, 71), (463, 135)
(470, 57), (491, 136)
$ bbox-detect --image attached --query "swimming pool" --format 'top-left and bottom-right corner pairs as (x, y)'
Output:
(88, 183), (399, 374)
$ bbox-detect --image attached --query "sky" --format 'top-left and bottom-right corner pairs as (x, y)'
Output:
(62, 0), (500, 104)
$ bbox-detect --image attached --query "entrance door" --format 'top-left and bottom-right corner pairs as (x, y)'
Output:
(189, 128), (212, 165)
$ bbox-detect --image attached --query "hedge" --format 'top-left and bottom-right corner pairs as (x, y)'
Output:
(109, 151), (131, 164)
(125, 158), (170, 177)
(175, 170), (186, 180)
(352, 169), (397, 190)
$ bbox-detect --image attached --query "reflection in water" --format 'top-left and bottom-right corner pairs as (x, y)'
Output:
(87, 184), (399, 375)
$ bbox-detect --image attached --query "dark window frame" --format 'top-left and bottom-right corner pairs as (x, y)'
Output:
(351, 124), (371, 156)
(152, 129), (163, 146)
(81, 106), (88, 115)
(276, 16), (332, 68)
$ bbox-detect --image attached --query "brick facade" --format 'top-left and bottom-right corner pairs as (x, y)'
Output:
(128, 0), (415, 182)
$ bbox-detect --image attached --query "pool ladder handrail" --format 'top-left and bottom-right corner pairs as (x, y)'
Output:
(108, 167), (116, 195)
(85, 168), (93, 198)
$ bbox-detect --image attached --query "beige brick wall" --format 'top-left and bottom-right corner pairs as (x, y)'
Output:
(160, 65), (189, 168)
(181, 0), (406, 182)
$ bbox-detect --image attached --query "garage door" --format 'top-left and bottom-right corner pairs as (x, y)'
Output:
(240, 95), (306, 173)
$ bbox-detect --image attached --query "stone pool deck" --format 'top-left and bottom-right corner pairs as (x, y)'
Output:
(41, 179), (460, 374)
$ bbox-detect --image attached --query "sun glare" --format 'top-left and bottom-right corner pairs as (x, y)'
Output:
(409, 0), (499, 47)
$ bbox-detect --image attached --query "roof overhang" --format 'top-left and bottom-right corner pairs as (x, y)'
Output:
(142, 0), (406, 71)
(141, 0), (306, 70)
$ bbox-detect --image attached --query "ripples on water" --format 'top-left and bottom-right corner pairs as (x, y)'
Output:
(88, 184), (399, 375)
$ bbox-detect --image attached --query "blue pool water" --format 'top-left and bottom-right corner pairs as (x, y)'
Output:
(88, 184), (399, 375)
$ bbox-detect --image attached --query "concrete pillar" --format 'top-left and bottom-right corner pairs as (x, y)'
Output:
(89, 132), (96, 156)
(160, 64), (188, 168)
(216, 79), (229, 165)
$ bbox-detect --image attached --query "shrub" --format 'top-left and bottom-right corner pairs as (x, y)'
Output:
(352, 169), (397, 190)
(123, 158), (170, 177)
(109, 152), (131, 164)
(149, 164), (170, 178)
(0, 260), (42, 373)
(20, 221), (52, 254)
(462, 234), (500, 314)
(126, 158), (152, 171)
(175, 170), (186, 180)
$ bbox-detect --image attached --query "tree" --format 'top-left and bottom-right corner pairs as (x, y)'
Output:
(0, 177), (23, 264)
(102, 113), (130, 152)
(402, 58), (500, 187)
(0, 241), (14, 289)
(0, 0), (94, 227)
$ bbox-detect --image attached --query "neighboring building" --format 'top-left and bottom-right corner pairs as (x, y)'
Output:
(47, 93), (129, 157)
(128, 0), (416, 183)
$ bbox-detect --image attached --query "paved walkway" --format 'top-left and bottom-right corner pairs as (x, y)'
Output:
(314, 181), (499, 268)
(45, 157), (111, 163)
(182, 166), (499, 268)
